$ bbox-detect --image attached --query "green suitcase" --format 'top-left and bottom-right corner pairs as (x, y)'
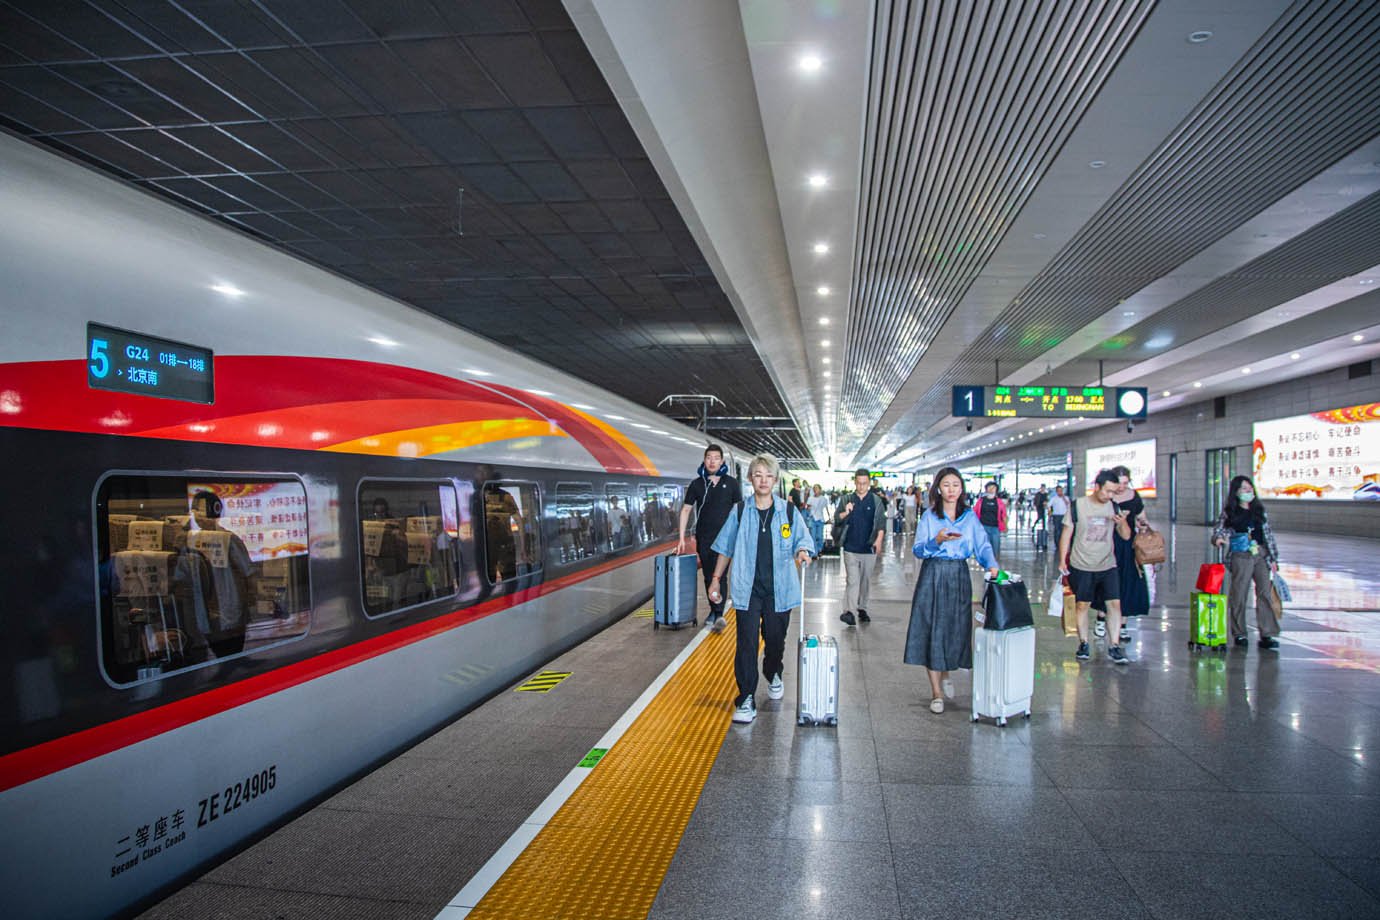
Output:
(1189, 592), (1228, 651)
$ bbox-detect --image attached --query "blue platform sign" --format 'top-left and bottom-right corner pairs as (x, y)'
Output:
(87, 322), (215, 404)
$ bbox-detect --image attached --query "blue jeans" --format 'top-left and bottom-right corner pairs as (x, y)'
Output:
(810, 518), (824, 551)
(983, 525), (1001, 559)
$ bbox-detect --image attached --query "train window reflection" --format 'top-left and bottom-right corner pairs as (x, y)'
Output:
(605, 484), (640, 549)
(484, 481), (542, 584)
(359, 481), (462, 617)
(553, 482), (599, 565)
(640, 484), (675, 541)
(96, 475), (312, 686)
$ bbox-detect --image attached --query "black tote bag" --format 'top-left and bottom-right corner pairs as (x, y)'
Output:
(983, 580), (1035, 630)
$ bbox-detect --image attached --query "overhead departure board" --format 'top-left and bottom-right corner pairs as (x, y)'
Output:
(87, 322), (215, 404)
(952, 385), (1147, 419)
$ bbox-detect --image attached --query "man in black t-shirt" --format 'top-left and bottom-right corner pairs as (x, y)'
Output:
(677, 444), (742, 632)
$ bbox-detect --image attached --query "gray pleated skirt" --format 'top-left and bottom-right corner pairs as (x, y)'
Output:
(904, 558), (972, 671)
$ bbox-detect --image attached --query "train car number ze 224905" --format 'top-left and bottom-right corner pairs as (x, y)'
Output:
(198, 764), (277, 828)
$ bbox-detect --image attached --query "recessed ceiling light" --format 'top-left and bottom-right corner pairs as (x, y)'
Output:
(819, 317), (830, 326)
(1089, 160), (1107, 169)
(822, 357), (831, 364)
(823, 371), (831, 377)
(210, 282), (245, 298)
(813, 242), (830, 255)
(1361, 279), (1377, 285)
(821, 339), (831, 347)
(1241, 367), (1251, 374)
(1290, 353), (1301, 360)
(798, 53), (823, 72)
(816, 285), (831, 296)
(1032, 233), (1047, 240)
(807, 173), (828, 188)
(1193, 381), (1203, 388)
(1188, 30), (1213, 43)
(1354, 334), (1365, 342)
(1122, 311), (1136, 317)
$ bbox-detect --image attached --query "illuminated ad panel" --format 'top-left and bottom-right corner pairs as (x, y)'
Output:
(1085, 438), (1158, 499)
(187, 481), (309, 561)
(1252, 402), (1380, 502)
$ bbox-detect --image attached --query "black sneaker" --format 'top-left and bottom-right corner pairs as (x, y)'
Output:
(1108, 645), (1129, 665)
(1233, 635), (1249, 647)
(857, 609), (871, 623)
(1258, 636), (1280, 650)
(1075, 641), (1090, 660)
(840, 611), (857, 626)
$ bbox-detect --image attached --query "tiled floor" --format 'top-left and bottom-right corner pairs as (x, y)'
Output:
(649, 522), (1380, 920)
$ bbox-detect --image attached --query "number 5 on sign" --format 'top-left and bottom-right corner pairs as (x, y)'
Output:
(89, 338), (110, 378)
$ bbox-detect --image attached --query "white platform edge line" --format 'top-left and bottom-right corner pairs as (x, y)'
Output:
(441, 619), (713, 914)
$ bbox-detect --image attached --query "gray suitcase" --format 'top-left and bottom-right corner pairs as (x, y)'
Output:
(654, 553), (698, 630)
(797, 634), (839, 725)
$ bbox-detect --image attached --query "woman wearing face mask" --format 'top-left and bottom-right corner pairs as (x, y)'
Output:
(1211, 475), (1281, 650)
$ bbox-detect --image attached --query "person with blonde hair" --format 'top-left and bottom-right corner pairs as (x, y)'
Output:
(708, 454), (815, 724)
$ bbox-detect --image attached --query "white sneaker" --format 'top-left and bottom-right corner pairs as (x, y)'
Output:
(929, 698), (944, 714)
(941, 678), (955, 699)
(1119, 627), (1132, 642)
(712, 616), (728, 632)
(768, 674), (785, 700)
(732, 695), (756, 723)
(1094, 619), (1107, 638)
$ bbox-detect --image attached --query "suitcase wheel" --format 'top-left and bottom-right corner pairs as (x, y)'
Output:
(970, 714), (979, 723)
(692, 617), (698, 627)
(996, 717), (1008, 727)
(653, 622), (659, 631)
(1024, 711), (1032, 719)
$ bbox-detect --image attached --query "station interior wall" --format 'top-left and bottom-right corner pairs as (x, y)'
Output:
(951, 362), (1379, 539)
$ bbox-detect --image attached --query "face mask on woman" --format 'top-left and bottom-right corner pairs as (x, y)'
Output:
(1238, 489), (1255, 503)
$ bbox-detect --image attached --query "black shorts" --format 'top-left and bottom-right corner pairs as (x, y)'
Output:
(1069, 567), (1120, 604)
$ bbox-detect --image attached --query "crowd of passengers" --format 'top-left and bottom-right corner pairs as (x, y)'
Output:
(676, 444), (1283, 724)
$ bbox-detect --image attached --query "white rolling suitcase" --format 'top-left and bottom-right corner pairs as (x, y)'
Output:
(970, 625), (1035, 726)
(796, 567), (839, 726)
(797, 634), (839, 726)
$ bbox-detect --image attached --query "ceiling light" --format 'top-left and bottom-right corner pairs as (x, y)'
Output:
(819, 317), (830, 326)
(1360, 279), (1377, 285)
(821, 339), (831, 347)
(1032, 233), (1047, 240)
(1290, 353), (1301, 360)
(798, 53), (823, 72)
(210, 282), (245, 298)
(1354, 334), (1365, 342)
(813, 242), (830, 255)
(1162, 390), (1171, 397)
(1089, 160), (1107, 169)
(807, 173), (828, 188)
(1193, 381), (1203, 388)
(822, 357), (831, 364)
(462, 367), (491, 377)
(1241, 367), (1251, 374)
(823, 371), (831, 377)
(1188, 30), (1213, 43)
(1122, 311), (1135, 317)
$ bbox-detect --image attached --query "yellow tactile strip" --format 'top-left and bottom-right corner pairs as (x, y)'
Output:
(467, 612), (739, 920)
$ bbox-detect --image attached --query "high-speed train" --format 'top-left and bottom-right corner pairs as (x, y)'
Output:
(0, 131), (745, 918)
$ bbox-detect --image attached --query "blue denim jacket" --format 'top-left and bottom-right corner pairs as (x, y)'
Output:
(711, 495), (816, 612)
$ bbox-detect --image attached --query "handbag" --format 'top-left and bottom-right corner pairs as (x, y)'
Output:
(982, 579), (1034, 630)
(1133, 527), (1166, 566)
(1060, 578), (1079, 637)
(1046, 578), (1064, 618)
(1195, 563), (1225, 594)
(1271, 572), (1292, 603)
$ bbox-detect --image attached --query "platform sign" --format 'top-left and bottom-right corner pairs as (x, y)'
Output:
(87, 322), (214, 404)
(952, 385), (1147, 419)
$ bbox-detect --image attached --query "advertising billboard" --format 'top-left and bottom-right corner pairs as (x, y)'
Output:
(1085, 438), (1158, 499)
(187, 481), (310, 562)
(1252, 402), (1380, 502)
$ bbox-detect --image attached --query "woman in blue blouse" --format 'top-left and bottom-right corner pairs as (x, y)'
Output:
(905, 468), (999, 714)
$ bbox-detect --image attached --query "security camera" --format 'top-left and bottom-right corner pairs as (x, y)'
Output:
(1126, 421), (1135, 434)
(965, 420), (973, 432)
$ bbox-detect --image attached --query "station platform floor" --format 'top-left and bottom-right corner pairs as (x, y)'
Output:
(137, 521), (1380, 920)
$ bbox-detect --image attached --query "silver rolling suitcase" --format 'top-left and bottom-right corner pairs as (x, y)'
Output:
(653, 553), (698, 630)
(970, 624), (1035, 726)
(796, 568), (839, 725)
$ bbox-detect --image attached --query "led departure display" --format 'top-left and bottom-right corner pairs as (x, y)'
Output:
(87, 322), (214, 404)
(952, 385), (1147, 419)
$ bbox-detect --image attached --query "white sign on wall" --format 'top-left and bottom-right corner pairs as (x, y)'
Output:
(1085, 438), (1158, 499)
(1252, 402), (1380, 502)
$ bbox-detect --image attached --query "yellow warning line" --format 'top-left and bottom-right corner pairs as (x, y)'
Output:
(468, 612), (738, 919)
(514, 670), (573, 693)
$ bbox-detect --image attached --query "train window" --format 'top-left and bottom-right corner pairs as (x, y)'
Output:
(553, 482), (600, 565)
(483, 481), (542, 584)
(358, 481), (462, 617)
(96, 475), (312, 686)
(605, 484), (641, 549)
(639, 484), (675, 541)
